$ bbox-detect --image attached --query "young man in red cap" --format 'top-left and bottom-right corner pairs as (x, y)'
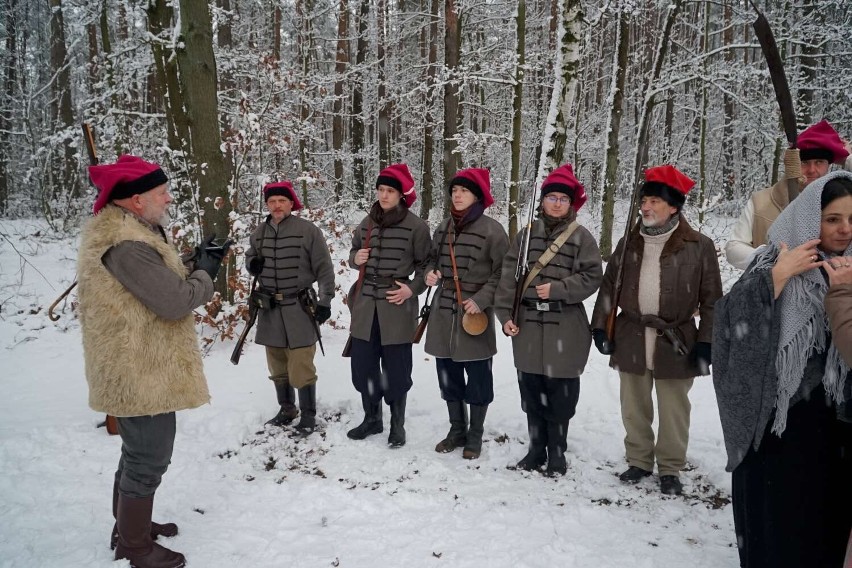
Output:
(494, 163), (602, 475)
(590, 165), (722, 495)
(244, 180), (335, 434)
(78, 155), (226, 567)
(423, 168), (509, 459)
(346, 163), (431, 447)
(726, 120), (852, 269)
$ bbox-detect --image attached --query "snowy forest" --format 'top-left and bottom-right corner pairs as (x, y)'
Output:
(3, 0), (852, 248)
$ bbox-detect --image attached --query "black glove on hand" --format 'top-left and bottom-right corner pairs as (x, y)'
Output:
(592, 328), (615, 355)
(315, 305), (331, 325)
(690, 341), (712, 374)
(247, 256), (265, 276)
(195, 234), (230, 281)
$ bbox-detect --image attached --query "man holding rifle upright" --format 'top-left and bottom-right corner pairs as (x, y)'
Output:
(590, 165), (721, 496)
(78, 155), (228, 567)
(245, 181), (335, 435)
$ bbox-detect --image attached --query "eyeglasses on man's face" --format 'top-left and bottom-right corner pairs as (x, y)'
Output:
(544, 195), (570, 204)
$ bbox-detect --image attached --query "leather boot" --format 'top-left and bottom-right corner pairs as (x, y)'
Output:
(114, 494), (186, 568)
(435, 400), (467, 453)
(515, 412), (547, 471)
(294, 384), (317, 435)
(387, 394), (407, 448)
(347, 393), (383, 439)
(462, 404), (488, 460)
(265, 379), (299, 427)
(545, 420), (570, 476)
(111, 479), (178, 550)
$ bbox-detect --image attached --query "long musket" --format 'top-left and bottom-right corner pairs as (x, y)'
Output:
(48, 124), (98, 322)
(749, 0), (799, 202)
(230, 276), (259, 365)
(605, 180), (643, 342)
(510, 182), (539, 330)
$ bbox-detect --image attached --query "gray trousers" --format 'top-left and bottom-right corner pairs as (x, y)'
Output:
(115, 413), (176, 498)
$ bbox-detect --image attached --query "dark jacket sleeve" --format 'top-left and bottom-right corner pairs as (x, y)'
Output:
(493, 230), (523, 324)
(470, 222), (510, 311)
(697, 235), (724, 343)
(548, 228), (603, 305)
(590, 237), (624, 330)
(309, 224), (336, 307)
(102, 241), (214, 321)
(408, 220), (432, 296)
(826, 283), (852, 365)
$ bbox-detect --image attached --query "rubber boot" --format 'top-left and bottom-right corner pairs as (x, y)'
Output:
(435, 400), (467, 453)
(387, 394), (407, 448)
(545, 420), (570, 476)
(265, 378), (299, 427)
(114, 494), (186, 568)
(462, 404), (488, 459)
(111, 478), (178, 550)
(294, 384), (317, 435)
(347, 394), (383, 439)
(515, 412), (547, 471)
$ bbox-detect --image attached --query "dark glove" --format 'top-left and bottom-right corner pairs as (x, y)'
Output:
(315, 305), (331, 325)
(690, 341), (712, 374)
(195, 234), (230, 281)
(592, 328), (615, 355)
(247, 256), (265, 276)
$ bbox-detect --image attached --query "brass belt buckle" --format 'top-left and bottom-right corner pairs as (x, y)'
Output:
(536, 301), (550, 312)
(274, 293), (285, 302)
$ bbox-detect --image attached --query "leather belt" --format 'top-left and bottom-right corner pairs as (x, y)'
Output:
(366, 275), (403, 286)
(441, 278), (484, 293)
(521, 299), (562, 312)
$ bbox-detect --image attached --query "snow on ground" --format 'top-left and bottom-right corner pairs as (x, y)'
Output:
(0, 217), (739, 567)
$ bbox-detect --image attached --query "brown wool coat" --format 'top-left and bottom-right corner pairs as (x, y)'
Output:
(423, 214), (509, 361)
(494, 218), (603, 378)
(826, 283), (852, 365)
(348, 208), (432, 345)
(245, 214), (335, 350)
(590, 215), (723, 380)
(77, 205), (213, 417)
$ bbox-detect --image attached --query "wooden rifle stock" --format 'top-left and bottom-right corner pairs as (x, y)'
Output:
(231, 277), (259, 365)
(413, 287), (433, 343)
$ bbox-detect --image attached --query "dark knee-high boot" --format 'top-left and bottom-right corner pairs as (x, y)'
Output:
(114, 494), (185, 568)
(515, 412), (547, 471)
(294, 384), (317, 434)
(265, 379), (299, 427)
(545, 420), (570, 476)
(111, 479), (178, 550)
(435, 400), (467, 453)
(347, 393), (383, 439)
(463, 404), (488, 460)
(388, 394), (407, 448)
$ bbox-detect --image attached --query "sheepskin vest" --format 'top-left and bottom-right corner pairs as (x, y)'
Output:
(77, 205), (210, 417)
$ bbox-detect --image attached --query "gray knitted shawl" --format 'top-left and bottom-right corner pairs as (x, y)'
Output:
(751, 170), (852, 434)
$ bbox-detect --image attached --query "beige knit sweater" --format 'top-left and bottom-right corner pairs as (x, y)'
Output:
(638, 223), (679, 370)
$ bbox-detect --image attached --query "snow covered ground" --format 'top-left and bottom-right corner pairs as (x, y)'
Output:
(0, 217), (740, 567)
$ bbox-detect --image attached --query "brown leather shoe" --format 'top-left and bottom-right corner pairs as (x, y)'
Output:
(114, 494), (186, 568)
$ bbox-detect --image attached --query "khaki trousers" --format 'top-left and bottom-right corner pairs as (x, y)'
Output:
(266, 345), (317, 389)
(619, 370), (694, 477)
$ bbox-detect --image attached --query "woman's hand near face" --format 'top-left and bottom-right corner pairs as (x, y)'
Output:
(823, 257), (852, 287)
(771, 239), (822, 298)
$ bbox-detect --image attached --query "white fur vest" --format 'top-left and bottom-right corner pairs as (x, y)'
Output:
(77, 205), (210, 416)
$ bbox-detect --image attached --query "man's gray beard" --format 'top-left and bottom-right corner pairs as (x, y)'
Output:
(641, 214), (657, 227)
(157, 210), (171, 227)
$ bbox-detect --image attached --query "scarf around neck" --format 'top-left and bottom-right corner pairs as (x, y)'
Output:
(640, 213), (680, 236)
(750, 170), (852, 434)
(369, 201), (408, 229)
(451, 201), (485, 231)
(539, 207), (577, 236)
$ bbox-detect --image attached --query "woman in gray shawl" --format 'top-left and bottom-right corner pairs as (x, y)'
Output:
(713, 170), (852, 568)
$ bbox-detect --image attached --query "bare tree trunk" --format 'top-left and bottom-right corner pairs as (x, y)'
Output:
(419, 0), (441, 221)
(147, 0), (189, 155)
(331, 0), (349, 201)
(796, 0), (818, 127)
(721, 0), (735, 200)
(175, 0), (233, 294)
(697, 0), (710, 224)
(598, 6), (628, 259)
(0, 0), (16, 213)
(508, 0), (526, 240)
(442, 0), (461, 193)
(295, 0), (314, 205)
(377, 0), (390, 167)
(48, 0), (80, 202)
(272, 4), (281, 62)
(352, 0), (369, 202)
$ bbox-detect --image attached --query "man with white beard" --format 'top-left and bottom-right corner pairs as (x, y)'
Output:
(590, 165), (722, 496)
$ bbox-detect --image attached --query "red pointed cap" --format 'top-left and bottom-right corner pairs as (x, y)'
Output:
(644, 165), (695, 195)
(376, 163), (416, 207)
(449, 168), (493, 208)
(88, 155), (168, 214)
(263, 181), (303, 211)
(540, 163), (587, 210)
(798, 120), (849, 164)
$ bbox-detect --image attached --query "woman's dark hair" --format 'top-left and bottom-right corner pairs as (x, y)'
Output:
(821, 177), (852, 209)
